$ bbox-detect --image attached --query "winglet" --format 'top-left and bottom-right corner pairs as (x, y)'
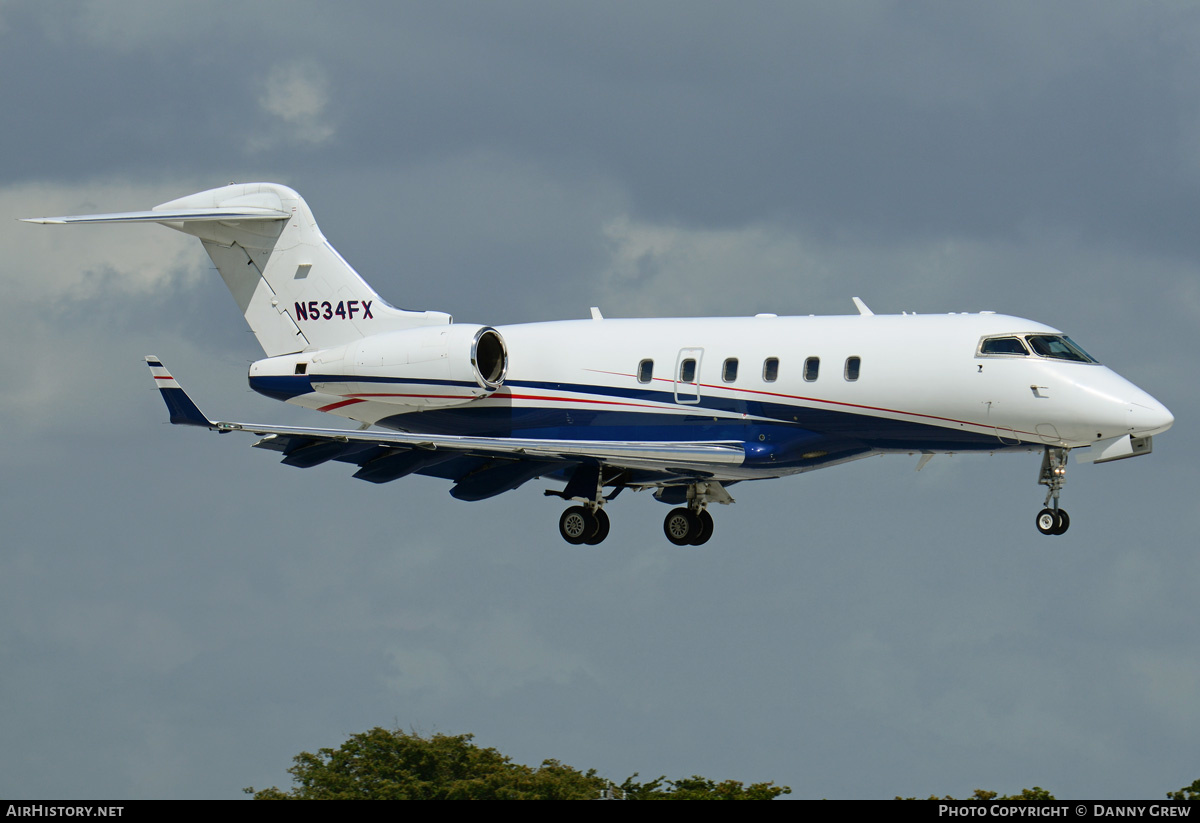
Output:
(145, 357), (213, 427)
(851, 297), (874, 316)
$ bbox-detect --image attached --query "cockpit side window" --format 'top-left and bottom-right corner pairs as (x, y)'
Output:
(1026, 335), (1098, 364)
(979, 336), (1029, 356)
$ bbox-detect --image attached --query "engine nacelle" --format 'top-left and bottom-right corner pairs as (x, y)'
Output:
(249, 324), (508, 409)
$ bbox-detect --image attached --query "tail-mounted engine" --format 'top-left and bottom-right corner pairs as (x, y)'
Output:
(249, 324), (508, 408)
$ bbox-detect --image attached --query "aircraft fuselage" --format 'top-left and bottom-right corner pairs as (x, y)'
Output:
(249, 312), (1172, 482)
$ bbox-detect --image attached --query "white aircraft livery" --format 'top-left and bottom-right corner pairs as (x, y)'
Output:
(25, 183), (1174, 545)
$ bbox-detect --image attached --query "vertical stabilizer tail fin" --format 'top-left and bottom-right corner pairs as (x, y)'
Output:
(26, 183), (451, 357)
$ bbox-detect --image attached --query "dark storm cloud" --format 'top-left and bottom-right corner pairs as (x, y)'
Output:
(8, 2), (1199, 255)
(309, 3), (1200, 253)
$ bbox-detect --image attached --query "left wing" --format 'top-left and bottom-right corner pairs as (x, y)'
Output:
(146, 357), (747, 500)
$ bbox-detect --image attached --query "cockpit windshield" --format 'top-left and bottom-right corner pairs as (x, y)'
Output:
(978, 334), (1099, 364)
(1025, 335), (1098, 363)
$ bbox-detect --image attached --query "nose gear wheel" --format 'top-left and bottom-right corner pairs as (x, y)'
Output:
(1036, 507), (1069, 536)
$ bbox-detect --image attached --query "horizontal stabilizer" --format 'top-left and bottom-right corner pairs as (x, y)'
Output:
(22, 207), (290, 225)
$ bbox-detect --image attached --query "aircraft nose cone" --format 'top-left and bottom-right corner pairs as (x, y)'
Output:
(1128, 394), (1174, 436)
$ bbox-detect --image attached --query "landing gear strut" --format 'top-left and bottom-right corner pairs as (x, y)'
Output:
(1036, 446), (1071, 536)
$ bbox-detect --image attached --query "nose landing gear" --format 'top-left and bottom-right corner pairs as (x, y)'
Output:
(1036, 446), (1070, 535)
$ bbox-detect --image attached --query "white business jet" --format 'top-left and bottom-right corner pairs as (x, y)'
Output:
(25, 183), (1174, 545)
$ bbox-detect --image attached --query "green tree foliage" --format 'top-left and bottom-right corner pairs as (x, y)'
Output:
(246, 727), (790, 800)
(897, 788), (1057, 801)
(247, 728), (606, 800)
(620, 774), (790, 800)
(1167, 779), (1200, 801)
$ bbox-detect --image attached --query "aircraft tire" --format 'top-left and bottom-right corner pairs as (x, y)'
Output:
(689, 509), (714, 545)
(1036, 508), (1058, 535)
(1052, 509), (1070, 535)
(664, 508), (699, 545)
(560, 506), (597, 545)
(584, 508), (611, 545)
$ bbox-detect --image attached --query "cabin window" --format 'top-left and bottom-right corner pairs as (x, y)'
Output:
(722, 358), (739, 383)
(804, 357), (820, 382)
(637, 359), (653, 383)
(979, 336), (1029, 356)
(679, 358), (697, 383)
(763, 357), (779, 382)
(844, 356), (860, 381)
(294, 362), (308, 375)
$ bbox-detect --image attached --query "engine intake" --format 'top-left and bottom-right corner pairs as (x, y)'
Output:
(472, 327), (507, 389)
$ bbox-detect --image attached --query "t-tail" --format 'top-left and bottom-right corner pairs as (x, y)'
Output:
(23, 183), (451, 356)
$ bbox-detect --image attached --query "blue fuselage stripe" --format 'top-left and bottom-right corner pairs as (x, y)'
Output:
(248, 373), (1023, 464)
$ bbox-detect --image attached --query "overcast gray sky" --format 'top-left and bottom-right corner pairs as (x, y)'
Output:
(2, 0), (1197, 800)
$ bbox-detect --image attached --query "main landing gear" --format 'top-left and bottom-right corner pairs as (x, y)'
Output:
(657, 481), (731, 546)
(550, 473), (733, 546)
(1035, 446), (1070, 536)
(549, 465), (616, 545)
(663, 507), (714, 546)
(558, 505), (611, 545)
